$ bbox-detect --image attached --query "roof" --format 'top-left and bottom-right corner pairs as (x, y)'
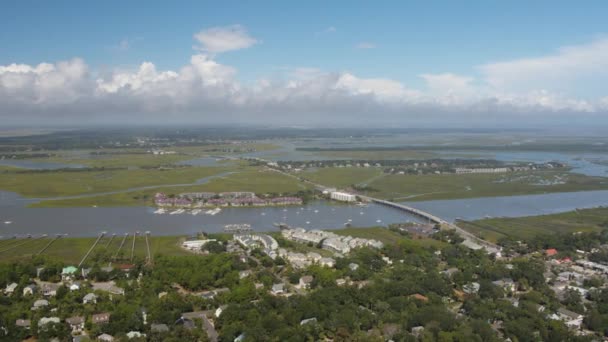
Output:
(545, 248), (558, 256)
(558, 307), (582, 319)
(15, 319), (31, 327)
(98, 333), (114, 341)
(84, 293), (97, 300)
(34, 299), (49, 307)
(272, 283), (284, 292)
(300, 275), (313, 283)
(62, 266), (78, 274)
(151, 323), (169, 332)
(411, 293), (429, 302)
(92, 312), (111, 324)
(66, 316), (84, 325)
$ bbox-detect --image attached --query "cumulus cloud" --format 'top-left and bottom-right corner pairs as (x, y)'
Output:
(1, 34), (607, 125)
(193, 25), (258, 53)
(479, 38), (608, 91)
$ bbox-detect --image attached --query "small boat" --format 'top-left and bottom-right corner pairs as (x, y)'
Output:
(314, 209), (319, 213)
(191, 209), (202, 216)
(283, 209), (287, 212)
(208, 208), (221, 216)
(4, 221), (12, 225)
(170, 209), (185, 215)
(261, 212), (266, 216)
(306, 221), (310, 224)
(153, 208), (166, 214)
(347, 219), (352, 222)
(376, 219), (382, 223)
(360, 212), (364, 215)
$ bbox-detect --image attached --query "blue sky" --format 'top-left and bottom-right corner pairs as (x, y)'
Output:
(1, 1), (608, 126)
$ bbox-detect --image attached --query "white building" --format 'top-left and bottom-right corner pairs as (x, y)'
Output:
(330, 191), (357, 202)
(182, 239), (217, 251)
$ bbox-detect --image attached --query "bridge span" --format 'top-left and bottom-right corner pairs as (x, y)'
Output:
(360, 196), (501, 254)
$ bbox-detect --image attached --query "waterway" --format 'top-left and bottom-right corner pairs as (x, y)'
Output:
(1, 189), (608, 238)
(0, 159), (85, 170)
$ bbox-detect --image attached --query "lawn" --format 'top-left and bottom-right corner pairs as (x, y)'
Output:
(457, 206), (608, 242)
(365, 171), (608, 201)
(31, 167), (309, 207)
(0, 235), (190, 264)
(302, 167), (384, 188)
(0, 166), (232, 199)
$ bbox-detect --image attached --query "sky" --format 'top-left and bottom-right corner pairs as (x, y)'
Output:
(1, 1), (608, 127)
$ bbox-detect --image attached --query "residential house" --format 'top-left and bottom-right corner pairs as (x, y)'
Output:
(66, 316), (85, 333)
(319, 257), (336, 268)
(38, 317), (60, 331)
(126, 331), (145, 339)
(300, 317), (317, 325)
(98, 333), (114, 341)
(151, 323), (169, 333)
(42, 283), (61, 297)
(15, 319), (30, 329)
(463, 282), (480, 295)
(23, 284), (37, 296)
(299, 275), (313, 289)
(492, 278), (517, 293)
(62, 266), (78, 281)
(349, 263), (359, 271)
(557, 308), (583, 329)
(271, 283), (285, 295)
(83, 293), (97, 304)
(32, 299), (49, 310)
(70, 282), (81, 291)
(215, 305), (228, 318)
(4, 282), (17, 295)
(545, 249), (558, 257)
(92, 313), (111, 325)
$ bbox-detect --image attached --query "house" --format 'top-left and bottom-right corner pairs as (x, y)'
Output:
(83, 293), (97, 304)
(32, 299), (50, 310)
(336, 278), (348, 286)
(4, 282), (17, 295)
(97, 333), (114, 341)
(23, 284), (37, 296)
(215, 305), (228, 318)
(557, 308), (583, 329)
(349, 263), (359, 271)
(70, 282), (81, 291)
(271, 283), (285, 295)
(463, 282), (480, 295)
(299, 275), (313, 289)
(238, 270), (251, 279)
(492, 278), (517, 293)
(66, 316), (85, 333)
(319, 257), (336, 268)
(300, 317), (317, 325)
(126, 331), (145, 339)
(151, 323), (169, 333)
(38, 317), (60, 331)
(545, 249), (558, 257)
(15, 319), (30, 329)
(42, 283), (61, 297)
(92, 313), (111, 325)
(62, 266), (78, 280)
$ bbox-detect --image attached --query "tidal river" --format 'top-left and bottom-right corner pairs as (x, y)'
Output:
(1, 190), (608, 238)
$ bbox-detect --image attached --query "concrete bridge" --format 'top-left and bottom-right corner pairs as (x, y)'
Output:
(360, 195), (501, 254)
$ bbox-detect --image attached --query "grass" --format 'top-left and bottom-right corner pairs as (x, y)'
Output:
(0, 166), (232, 199)
(31, 167), (308, 207)
(457, 207), (608, 242)
(0, 235), (190, 264)
(302, 167), (384, 188)
(364, 171), (608, 201)
(316, 150), (439, 160)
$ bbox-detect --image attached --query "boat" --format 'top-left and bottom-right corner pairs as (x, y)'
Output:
(208, 208), (222, 216)
(4, 221), (12, 225)
(306, 221), (310, 224)
(261, 212), (266, 216)
(360, 212), (364, 215)
(344, 222), (352, 227)
(356, 202), (368, 207)
(170, 209), (185, 215)
(153, 208), (166, 214)
(376, 219), (382, 223)
(314, 209), (319, 213)
(191, 209), (202, 215)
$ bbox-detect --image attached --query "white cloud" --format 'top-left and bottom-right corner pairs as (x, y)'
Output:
(479, 38), (608, 90)
(1, 36), (608, 125)
(355, 42), (376, 49)
(193, 25), (258, 53)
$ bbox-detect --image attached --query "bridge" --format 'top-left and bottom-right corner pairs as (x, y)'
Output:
(360, 195), (501, 254)
(247, 159), (501, 254)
